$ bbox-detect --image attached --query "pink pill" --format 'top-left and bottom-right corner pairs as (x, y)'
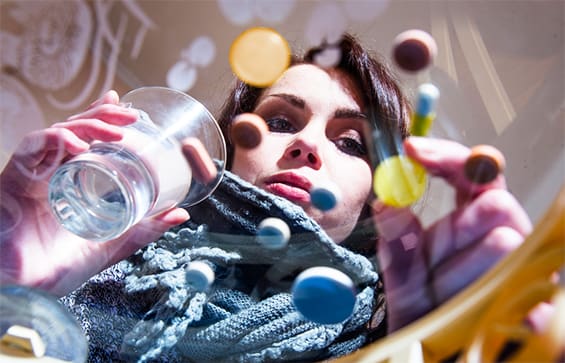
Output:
(182, 137), (217, 185)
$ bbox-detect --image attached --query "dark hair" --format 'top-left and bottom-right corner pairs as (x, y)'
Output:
(217, 33), (412, 255)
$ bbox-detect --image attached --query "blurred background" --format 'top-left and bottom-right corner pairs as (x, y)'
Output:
(1, 0), (563, 225)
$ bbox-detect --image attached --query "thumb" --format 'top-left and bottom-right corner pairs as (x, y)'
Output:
(128, 207), (190, 248)
(100, 207), (190, 266)
(371, 201), (433, 330)
(372, 201), (426, 285)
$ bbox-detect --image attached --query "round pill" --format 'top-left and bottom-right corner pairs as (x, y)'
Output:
(373, 155), (427, 207)
(231, 113), (268, 149)
(257, 217), (290, 249)
(310, 182), (341, 211)
(464, 145), (506, 184)
(185, 261), (215, 291)
(392, 29), (437, 72)
(292, 266), (356, 325)
(229, 27), (291, 87)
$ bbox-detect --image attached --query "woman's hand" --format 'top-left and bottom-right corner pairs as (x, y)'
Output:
(0, 91), (189, 297)
(372, 137), (532, 331)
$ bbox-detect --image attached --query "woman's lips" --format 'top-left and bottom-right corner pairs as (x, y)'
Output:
(264, 183), (311, 203)
(264, 173), (312, 203)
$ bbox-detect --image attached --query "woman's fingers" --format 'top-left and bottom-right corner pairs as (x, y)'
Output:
(404, 137), (507, 206)
(13, 91), (137, 169)
(13, 128), (89, 168)
(86, 90), (120, 109)
(431, 225), (523, 302)
(67, 103), (138, 126)
(14, 90), (136, 169)
(51, 119), (125, 144)
(425, 189), (532, 267)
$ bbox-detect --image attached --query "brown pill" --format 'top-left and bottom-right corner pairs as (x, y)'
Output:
(231, 113), (268, 149)
(464, 145), (506, 184)
(392, 29), (437, 72)
(182, 137), (217, 185)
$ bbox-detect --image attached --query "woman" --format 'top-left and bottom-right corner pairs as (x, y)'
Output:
(0, 34), (532, 362)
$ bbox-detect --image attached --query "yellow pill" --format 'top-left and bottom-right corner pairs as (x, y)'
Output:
(229, 27), (291, 87)
(373, 155), (427, 207)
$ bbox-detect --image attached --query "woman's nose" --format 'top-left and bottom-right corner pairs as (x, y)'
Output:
(282, 136), (322, 169)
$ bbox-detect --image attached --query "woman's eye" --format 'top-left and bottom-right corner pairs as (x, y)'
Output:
(265, 117), (296, 133)
(335, 137), (367, 157)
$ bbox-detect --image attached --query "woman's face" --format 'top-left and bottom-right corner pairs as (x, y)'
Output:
(231, 64), (373, 243)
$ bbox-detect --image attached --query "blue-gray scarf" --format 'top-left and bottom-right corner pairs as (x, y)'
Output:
(61, 171), (384, 362)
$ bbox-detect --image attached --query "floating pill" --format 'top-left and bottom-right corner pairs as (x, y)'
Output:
(0, 325), (46, 358)
(229, 27), (291, 87)
(257, 217), (290, 249)
(182, 137), (218, 185)
(0, 285), (88, 362)
(292, 266), (356, 325)
(410, 83), (440, 136)
(392, 29), (437, 72)
(374, 155), (427, 207)
(310, 181), (341, 211)
(185, 261), (215, 291)
(464, 145), (505, 184)
(231, 113), (268, 149)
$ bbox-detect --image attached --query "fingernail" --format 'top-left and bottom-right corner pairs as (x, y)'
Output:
(371, 200), (386, 214)
(107, 90), (119, 103)
(405, 136), (434, 152)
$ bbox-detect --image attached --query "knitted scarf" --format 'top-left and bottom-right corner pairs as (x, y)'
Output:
(61, 171), (385, 362)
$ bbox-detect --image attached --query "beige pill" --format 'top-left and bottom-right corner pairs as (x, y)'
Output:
(231, 113), (268, 149)
(182, 137), (218, 185)
(464, 145), (506, 184)
(0, 325), (46, 358)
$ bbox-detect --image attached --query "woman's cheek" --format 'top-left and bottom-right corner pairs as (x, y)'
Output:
(231, 148), (260, 182)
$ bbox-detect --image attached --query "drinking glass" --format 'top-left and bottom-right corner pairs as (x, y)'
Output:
(48, 87), (226, 242)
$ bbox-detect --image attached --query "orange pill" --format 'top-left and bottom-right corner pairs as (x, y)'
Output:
(464, 145), (506, 184)
(229, 27), (291, 87)
(182, 137), (218, 185)
(231, 113), (268, 149)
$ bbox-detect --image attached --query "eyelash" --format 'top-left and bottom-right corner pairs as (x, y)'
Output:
(265, 116), (367, 158)
(265, 117), (296, 133)
(336, 137), (367, 157)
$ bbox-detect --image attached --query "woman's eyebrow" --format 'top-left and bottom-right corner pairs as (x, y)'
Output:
(265, 93), (366, 120)
(266, 93), (305, 109)
(334, 108), (367, 120)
